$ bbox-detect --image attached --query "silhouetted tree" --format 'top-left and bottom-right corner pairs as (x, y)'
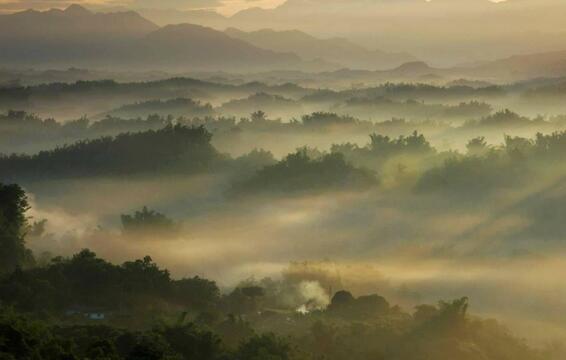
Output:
(0, 183), (34, 275)
(121, 207), (178, 237)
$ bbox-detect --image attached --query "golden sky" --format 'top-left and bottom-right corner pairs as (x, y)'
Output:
(0, 0), (513, 16)
(0, 0), (287, 15)
(220, 0), (285, 15)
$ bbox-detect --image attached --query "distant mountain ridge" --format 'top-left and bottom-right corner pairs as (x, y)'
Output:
(225, 28), (416, 70)
(211, 0), (566, 66)
(0, 5), (158, 40)
(0, 5), (313, 71)
(137, 8), (228, 28)
(136, 24), (301, 70)
(464, 50), (566, 80)
(3, 3), (566, 79)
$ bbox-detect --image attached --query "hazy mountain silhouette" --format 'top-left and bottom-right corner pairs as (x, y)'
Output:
(0, 5), (310, 71)
(137, 8), (228, 27)
(135, 24), (301, 70)
(3, 3), (566, 76)
(372, 54), (566, 82)
(225, 28), (416, 70)
(0, 5), (158, 40)
(221, 0), (566, 65)
(470, 50), (566, 78)
(381, 52), (566, 82)
(0, 5), (158, 66)
(388, 61), (437, 77)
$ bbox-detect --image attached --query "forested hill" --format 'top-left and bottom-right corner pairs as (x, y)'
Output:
(0, 125), (222, 180)
(0, 182), (559, 360)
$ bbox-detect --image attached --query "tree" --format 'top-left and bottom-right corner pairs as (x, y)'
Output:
(414, 297), (470, 337)
(354, 294), (390, 318)
(413, 304), (438, 324)
(121, 207), (178, 237)
(369, 131), (433, 156)
(175, 276), (220, 310)
(251, 111), (267, 123)
(87, 339), (120, 360)
(236, 333), (292, 360)
(161, 324), (223, 360)
(0, 183), (34, 275)
(126, 335), (167, 360)
(241, 286), (265, 300)
(233, 150), (377, 195)
(0, 124), (219, 179)
(327, 291), (390, 320)
(327, 290), (354, 314)
(466, 136), (488, 155)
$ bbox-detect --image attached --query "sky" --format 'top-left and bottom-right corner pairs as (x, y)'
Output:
(0, 0), (287, 15)
(0, 0), (514, 16)
(212, 0), (285, 14)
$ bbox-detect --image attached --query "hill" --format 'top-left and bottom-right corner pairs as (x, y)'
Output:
(225, 28), (416, 70)
(225, 0), (566, 66)
(0, 5), (157, 67)
(136, 24), (301, 70)
(0, 5), (307, 71)
(461, 49), (566, 80)
(0, 5), (158, 40)
(0, 125), (221, 180)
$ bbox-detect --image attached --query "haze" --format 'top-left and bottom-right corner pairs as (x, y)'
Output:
(1, 1), (566, 359)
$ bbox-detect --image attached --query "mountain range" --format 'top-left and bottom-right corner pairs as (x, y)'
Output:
(3, 3), (566, 81)
(142, 0), (566, 66)
(0, 5), (305, 71)
(0, 4), (418, 71)
(225, 28), (416, 70)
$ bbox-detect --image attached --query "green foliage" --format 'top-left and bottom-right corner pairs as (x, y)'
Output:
(0, 249), (549, 360)
(110, 98), (215, 119)
(0, 183), (34, 275)
(235, 333), (292, 360)
(174, 277), (220, 311)
(233, 149), (377, 195)
(329, 131), (438, 186)
(301, 112), (358, 128)
(220, 93), (296, 118)
(157, 323), (224, 360)
(0, 308), (76, 360)
(327, 291), (390, 320)
(369, 130), (434, 156)
(215, 314), (255, 349)
(241, 287), (265, 299)
(415, 152), (522, 194)
(466, 136), (489, 155)
(343, 97), (492, 121)
(121, 207), (179, 237)
(419, 297), (469, 336)
(233, 149), (277, 174)
(0, 110), (174, 155)
(0, 250), (220, 314)
(417, 131), (566, 195)
(465, 109), (536, 128)
(331, 131), (436, 165)
(0, 308), (241, 360)
(0, 124), (219, 180)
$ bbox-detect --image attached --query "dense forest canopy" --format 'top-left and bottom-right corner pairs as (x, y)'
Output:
(0, 188), (559, 359)
(0, 124), (221, 180)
